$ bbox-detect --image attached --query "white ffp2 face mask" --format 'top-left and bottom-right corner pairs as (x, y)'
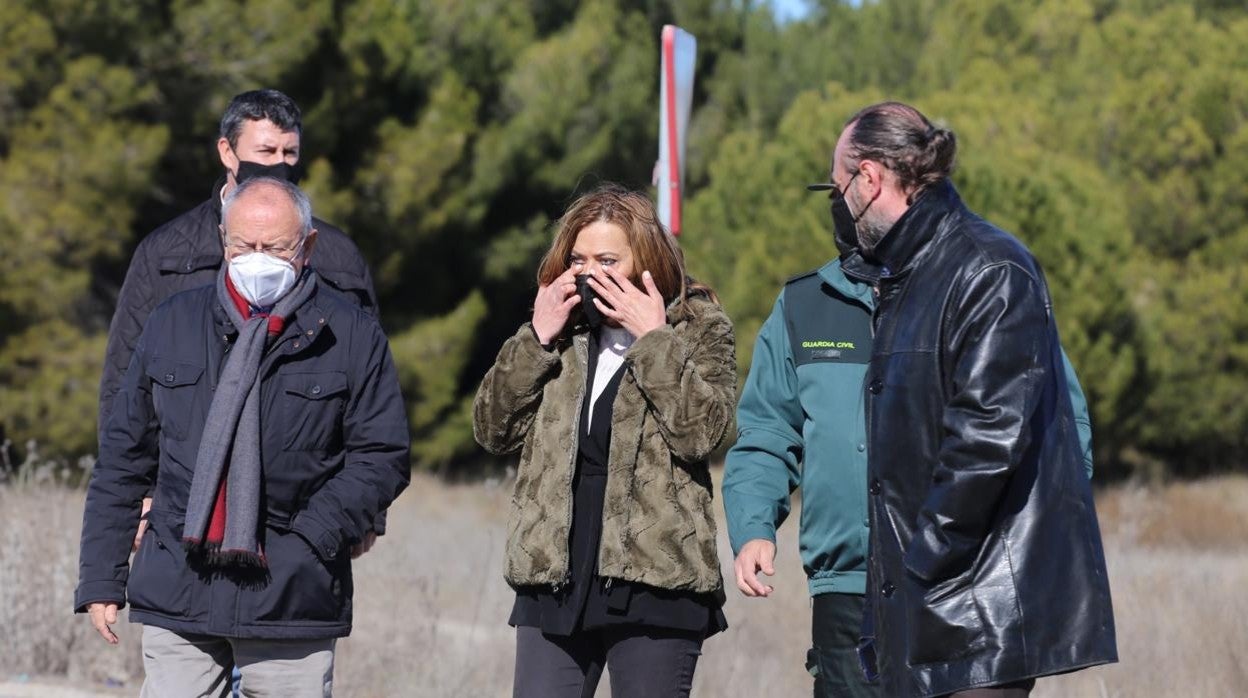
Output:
(228, 252), (298, 308)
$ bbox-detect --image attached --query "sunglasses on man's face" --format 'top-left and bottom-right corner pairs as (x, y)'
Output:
(806, 171), (859, 200)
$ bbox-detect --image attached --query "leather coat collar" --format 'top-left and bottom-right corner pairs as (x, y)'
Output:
(869, 179), (963, 276)
(839, 251), (884, 287)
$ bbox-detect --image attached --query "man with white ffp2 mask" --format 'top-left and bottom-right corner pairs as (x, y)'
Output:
(77, 176), (410, 697)
(222, 186), (315, 311)
(222, 179), (316, 310)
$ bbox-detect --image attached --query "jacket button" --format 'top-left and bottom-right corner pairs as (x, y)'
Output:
(882, 581), (896, 597)
(294, 341), (301, 349)
(164, 373), (175, 383)
(306, 329), (313, 336)
(857, 443), (866, 452)
(311, 385), (322, 395)
(868, 379), (883, 394)
(869, 478), (882, 495)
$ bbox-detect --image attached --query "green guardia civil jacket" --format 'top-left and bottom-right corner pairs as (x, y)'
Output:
(473, 295), (736, 593)
(722, 259), (1094, 597)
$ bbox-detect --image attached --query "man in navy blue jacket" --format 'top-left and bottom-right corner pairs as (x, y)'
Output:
(77, 179), (409, 697)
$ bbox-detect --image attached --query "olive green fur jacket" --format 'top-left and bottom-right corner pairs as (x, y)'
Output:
(473, 296), (736, 594)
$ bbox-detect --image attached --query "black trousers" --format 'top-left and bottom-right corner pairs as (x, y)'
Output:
(809, 593), (880, 698)
(513, 625), (703, 698)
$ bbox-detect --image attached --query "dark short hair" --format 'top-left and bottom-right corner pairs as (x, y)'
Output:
(843, 102), (956, 202)
(219, 89), (302, 149)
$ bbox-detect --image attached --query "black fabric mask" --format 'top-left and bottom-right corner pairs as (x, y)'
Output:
(830, 196), (860, 258)
(575, 274), (605, 329)
(234, 159), (302, 185)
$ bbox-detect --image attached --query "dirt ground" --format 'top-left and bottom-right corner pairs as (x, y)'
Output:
(3, 473), (1247, 697)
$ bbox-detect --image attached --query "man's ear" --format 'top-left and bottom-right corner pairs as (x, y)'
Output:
(301, 229), (318, 266)
(217, 137), (238, 181)
(858, 159), (884, 197)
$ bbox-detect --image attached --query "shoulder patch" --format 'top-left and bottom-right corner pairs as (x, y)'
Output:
(783, 267), (823, 286)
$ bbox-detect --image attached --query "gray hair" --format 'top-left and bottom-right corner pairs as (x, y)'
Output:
(843, 102), (957, 202)
(222, 177), (314, 239)
(219, 89), (301, 149)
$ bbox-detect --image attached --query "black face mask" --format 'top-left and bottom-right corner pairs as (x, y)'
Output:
(234, 159), (302, 185)
(830, 196), (860, 258)
(575, 274), (606, 329)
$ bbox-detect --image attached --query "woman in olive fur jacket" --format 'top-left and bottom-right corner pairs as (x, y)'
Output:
(474, 184), (736, 698)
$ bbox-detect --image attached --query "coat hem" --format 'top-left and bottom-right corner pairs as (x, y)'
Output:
(911, 652), (1119, 697)
(129, 609), (351, 641)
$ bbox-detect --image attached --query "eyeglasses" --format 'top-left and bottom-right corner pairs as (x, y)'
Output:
(220, 234), (305, 262)
(807, 170), (859, 200)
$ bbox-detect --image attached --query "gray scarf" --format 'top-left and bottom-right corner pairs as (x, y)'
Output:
(182, 266), (318, 568)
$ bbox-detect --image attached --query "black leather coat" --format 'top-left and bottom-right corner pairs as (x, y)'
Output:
(850, 181), (1116, 696)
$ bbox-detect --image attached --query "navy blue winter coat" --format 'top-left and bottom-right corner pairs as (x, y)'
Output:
(75, 278), (410, 640)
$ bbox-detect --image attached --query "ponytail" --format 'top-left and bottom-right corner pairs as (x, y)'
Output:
(844, 102), (958, 202)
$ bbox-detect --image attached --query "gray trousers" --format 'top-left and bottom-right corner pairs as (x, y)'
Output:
(140, 625), (335, 698)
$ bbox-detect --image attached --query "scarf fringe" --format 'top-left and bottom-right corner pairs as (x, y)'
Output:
(182, 538), (268, 571)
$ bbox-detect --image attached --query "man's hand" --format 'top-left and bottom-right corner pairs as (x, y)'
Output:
(87, 603), (120, 645)
(734, 539), (777, 597)
(350, 531), (378, 559)
(132, 497), (153, 552)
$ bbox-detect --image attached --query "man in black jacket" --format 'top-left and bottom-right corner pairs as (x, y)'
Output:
(824, 102), (1117, 697)
(77, 178), (409, 696)
(100, 89), (381, 554)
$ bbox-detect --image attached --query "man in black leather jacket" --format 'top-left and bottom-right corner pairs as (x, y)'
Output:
(821, 102), (1117, 697)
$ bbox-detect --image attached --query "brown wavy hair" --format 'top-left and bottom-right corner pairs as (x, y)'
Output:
(536, 183), (717, 319)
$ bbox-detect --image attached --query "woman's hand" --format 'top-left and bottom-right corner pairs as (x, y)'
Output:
(587, 267), (668, 338)
(532, 268), (580, 345)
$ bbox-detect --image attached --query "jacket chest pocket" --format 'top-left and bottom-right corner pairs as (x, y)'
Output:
(278, 371), (348, 451)
(145, 357), (205, 441)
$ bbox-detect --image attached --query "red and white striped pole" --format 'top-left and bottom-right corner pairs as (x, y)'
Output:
(654, 25), (696, 236)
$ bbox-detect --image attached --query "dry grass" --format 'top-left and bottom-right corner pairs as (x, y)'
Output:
(2, 473), (1246, 697)
(0, 483), (143, 689)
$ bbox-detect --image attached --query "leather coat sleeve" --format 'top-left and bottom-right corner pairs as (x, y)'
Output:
(76, 314), (163, 612)
(98, 236), (159, 436)
(722, 296), (804, 554)
(472, 323), (562, 455)
(292, 319), (411, 560)
(904, 263), (1050, 584)
(626, 303), (737, 463)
